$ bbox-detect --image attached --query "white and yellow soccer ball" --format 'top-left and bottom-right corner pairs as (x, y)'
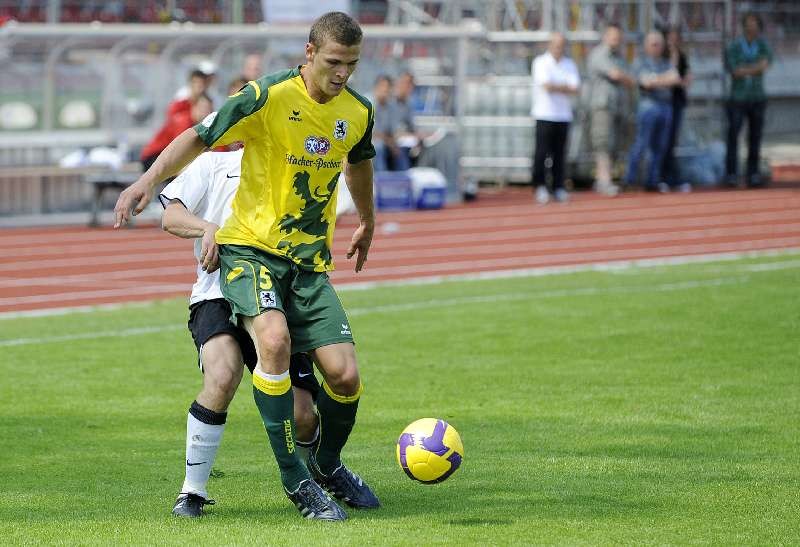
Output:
(396, 418), (464, 483)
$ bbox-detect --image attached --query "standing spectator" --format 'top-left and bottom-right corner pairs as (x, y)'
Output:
(661, 26), (693, 192)
(624, 31), (681, 192)
(586, 24), (637, 196)
(531, 32), (581, 204)
(724, 13), (772, 188)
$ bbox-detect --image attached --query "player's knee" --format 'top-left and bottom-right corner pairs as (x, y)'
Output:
(203, 365), (241, 407)
(326, 364), (360, 396)
(256, 329), (291, 362)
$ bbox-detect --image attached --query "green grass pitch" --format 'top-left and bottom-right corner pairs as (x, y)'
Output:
(2, 254), (799, 545)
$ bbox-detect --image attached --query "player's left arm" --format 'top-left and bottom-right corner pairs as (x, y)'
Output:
(162, 200), (220, 272)
(343, 158), (375, 273)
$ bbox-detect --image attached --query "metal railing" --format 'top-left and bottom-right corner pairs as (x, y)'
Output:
(3, 1), (800, 215)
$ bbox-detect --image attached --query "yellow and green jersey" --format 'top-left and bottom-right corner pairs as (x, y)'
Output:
(195, 66), (375, 272)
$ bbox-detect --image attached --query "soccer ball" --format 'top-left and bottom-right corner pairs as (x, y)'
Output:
(396, 418), (464, 483)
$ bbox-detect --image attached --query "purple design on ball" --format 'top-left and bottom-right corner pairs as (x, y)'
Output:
(421, 420), (450, 457)
(397, 433), (415, 468)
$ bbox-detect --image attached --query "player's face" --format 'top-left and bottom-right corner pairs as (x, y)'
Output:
(305, 38), (361, 101)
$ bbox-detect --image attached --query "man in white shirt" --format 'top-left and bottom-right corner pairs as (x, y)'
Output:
(531, 33), (581, 204)
(158, 149), (321, 518)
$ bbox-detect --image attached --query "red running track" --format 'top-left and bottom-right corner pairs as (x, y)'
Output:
(1, 187), (799, 314)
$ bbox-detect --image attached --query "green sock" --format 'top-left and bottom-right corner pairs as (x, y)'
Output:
(252, 370), (309, 491)
(314, 381), (362, 475)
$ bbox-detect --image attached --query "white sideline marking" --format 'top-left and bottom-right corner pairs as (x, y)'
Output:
(0, 324), (184, 347)
(0, 275), (752, 348)
(0, 248), (798, 322)
(334, 249), (800, 291)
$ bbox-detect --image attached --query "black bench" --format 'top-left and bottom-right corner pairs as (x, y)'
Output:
(86, 171), (141, 227)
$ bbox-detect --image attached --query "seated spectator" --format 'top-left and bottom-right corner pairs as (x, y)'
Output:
(393, 71), (423, 165)
(624, 31), (681, 192)
(174, 62), (221, 107)
(174, 68), (211, 103)
(140, 94), (213, 172)
(371, 75), (410, 171)
(241, 53), (263, 81)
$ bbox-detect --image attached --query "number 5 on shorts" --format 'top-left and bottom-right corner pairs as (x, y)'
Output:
(259, 265), (273, 290)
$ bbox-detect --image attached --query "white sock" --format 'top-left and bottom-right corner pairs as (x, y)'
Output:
(295, 425), (320, 467)
(181, 403), (226, 499)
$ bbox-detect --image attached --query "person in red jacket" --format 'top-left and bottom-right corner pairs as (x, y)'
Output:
(141, 93), (213, 171)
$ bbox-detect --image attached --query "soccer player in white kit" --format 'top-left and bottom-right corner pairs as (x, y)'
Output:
(159, 149), (321, 517)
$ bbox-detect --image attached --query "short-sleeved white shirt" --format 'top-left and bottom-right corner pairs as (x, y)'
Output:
(159, 149), (243, 305)
(531, 52), (581, 122)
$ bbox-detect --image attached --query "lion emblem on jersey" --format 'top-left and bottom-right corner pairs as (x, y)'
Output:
(304, 135), (331, 156)
(276, 171), (340, 269)
(333, 119), (348, 141)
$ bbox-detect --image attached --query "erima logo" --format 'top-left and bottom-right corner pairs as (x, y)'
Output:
(341, 323), (351, 335)
(289, 109), (302, 122)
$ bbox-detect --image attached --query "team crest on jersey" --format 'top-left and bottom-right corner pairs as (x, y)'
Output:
(259, 290), (277, 309)
(304, 135), (331, 156)
(333, 119), (348, 140)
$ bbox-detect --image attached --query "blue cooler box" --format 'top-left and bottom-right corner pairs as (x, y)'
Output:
(375, 171), (413, 210)
(410, 167), (447, 209)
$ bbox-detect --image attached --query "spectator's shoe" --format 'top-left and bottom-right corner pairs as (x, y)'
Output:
(172, 493), (215, 518)
(594, 181), (619, 197)
(285, 479), (347, 521)
(747, 174), (766, 188)
(554, 188), (570, 203)
(644, 184), (660, 193)
(535, 186), (550, 205)
(308, 454), (381, 509)
(657, 182), (670, 194)
(722, 175), (739, 188)
(678, 182), (692, 193)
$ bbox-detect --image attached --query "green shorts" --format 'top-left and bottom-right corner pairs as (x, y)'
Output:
(218, 244), (354, 354)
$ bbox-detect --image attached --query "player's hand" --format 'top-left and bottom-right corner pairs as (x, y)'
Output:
(200, 223), (220, 273)
(113, 179), (153, 228)
(347, 220), (374, 273)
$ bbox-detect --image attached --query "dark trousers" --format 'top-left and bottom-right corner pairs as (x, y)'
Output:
(726, 100), (766, 179)
(661, 101), (685, 186)
(625, 102), (673, 188)
(532, 120), (570, 191)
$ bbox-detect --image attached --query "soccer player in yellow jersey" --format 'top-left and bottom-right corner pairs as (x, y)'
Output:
(114, 12), (378, 521)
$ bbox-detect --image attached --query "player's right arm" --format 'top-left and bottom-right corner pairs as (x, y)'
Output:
(114, 128), (206, 228)
(115, 79), (267, 228)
